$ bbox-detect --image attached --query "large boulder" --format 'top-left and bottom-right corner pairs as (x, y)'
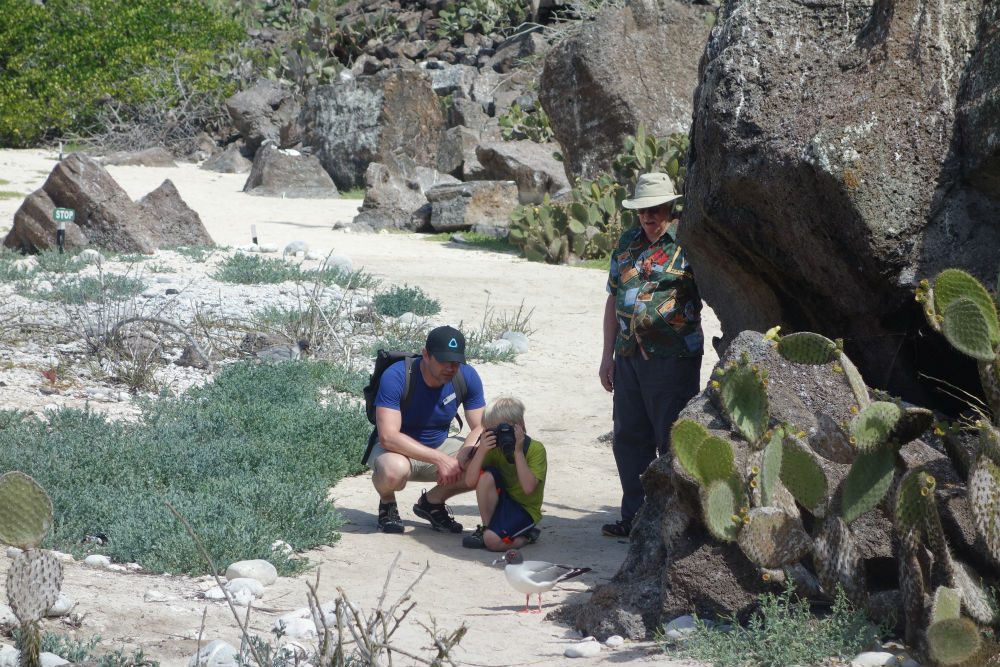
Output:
(426, 181), (519, 235)
(301, 69), (446, 190)
(559, 331), (967, 640)
(4, 153), (156, 254)
(474, 140), (570, 204)
(680, 0), (1000, 407)
(101, 147), (177, 167)
(243, 144), (340, 198)
(226, 80), (303, 155)
(136, 180), (215, 248)
(201, 143), (252, 174)
(353, 160), (459, 231)
(539, 0), (711, 181)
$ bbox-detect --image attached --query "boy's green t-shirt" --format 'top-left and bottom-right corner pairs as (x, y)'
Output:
(482, 436), (547, 523)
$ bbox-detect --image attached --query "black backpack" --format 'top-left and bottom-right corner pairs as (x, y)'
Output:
(361, 350), (468, 464)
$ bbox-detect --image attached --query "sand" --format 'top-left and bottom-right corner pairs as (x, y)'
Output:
(0, 148), (717, 666)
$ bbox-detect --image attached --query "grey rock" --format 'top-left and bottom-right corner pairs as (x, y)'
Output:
(426, 181), (519, 234)
(136, 179), (215, 248)
(243, 144), (339, 198)
(102, 147), (177, 167)
(226, 80), (302, 154)
(188, 639), (239, 667)
(201, 143), (252, 174)
(474, 140), (569, 204)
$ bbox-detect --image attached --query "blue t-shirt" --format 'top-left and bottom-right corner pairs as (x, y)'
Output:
(374, 360), (486, 447)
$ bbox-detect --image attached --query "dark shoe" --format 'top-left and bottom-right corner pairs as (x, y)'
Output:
(377, 502), (404, 534)
(462, 525), (486, 549)
(413, 490), (463, 533)
(524, 527), (541, 544)
(602, 519), (632, 538)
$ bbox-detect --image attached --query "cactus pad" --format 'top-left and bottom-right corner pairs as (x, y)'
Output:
(969, 457), (1000, 564)
(695, 436), (735, 485)
(841, 445), (895, 524)
(895, 469), (936, 536)
(891, 407), (934, 445)
(837, 352), (871, 408)
(779, 435), (828, 514)
(760, 428), (784, 506)
(701, 476), (745, 542)
(776, 332), (838, 364)
(933, 268), (999, 344)
(718, 361), (769, 447)
(978, 357), (1000, 420)
(932, 586), (963, 623)
(671, 419), (709, 484)
(6, 549), (62, 623)
(849, 402), (901, 452)
(0, 472), (53, 549)
(737, 507), (812, 568)
(942, 297), (998, 362)
(927, 617), (982, 665)
(812, 515), (866, 605)
(949, 558), (994, 625)
(16, 619), (42, 667)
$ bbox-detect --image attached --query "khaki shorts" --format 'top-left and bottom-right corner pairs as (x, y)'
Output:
(366, 435), (465, 483)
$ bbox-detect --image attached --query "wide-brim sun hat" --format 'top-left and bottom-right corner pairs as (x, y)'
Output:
(621, 172), (682, 210)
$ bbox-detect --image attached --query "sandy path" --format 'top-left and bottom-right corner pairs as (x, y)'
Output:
(0, 150), (716, 666)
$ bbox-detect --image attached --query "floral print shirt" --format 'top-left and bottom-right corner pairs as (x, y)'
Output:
(607, 223), (704, 359)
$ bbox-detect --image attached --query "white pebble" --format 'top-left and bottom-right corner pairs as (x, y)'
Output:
(501, 331), (529, 353)
(226, 559), (277, 586)
(605, 635), (624, 648)
(83, 554), (112, 569)
(321, 253), (353, 273)
(40, 653), (68, 667)
(258, 243), (279, 253)
(0, 645), (17, 667)
(76, 249), (104, 266)
(187, 639), (238, 667)
(851, 652), (918, 667)
(5, 547), (22, 559)
(663, 614), (699, 641)
(271, 540), (293, 556)
(484, 339), (514, 354)
(0, 604), (15, 627)
(275, 617), (317, 640)
(144, 590), (168, 603)
(564, 638), (601, 658)
(45, 593), (73, 617)
(203, 586), (227, 601)
(283, 241), (309, 256)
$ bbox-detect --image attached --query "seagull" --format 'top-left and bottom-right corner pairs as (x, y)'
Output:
(492, 549), (591, 613)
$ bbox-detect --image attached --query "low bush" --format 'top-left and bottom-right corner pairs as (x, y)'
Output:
(374, 285), (441, 318)
(212, 254), (378, 289)
(499, 103), (554, 143)
(661, 583), (885, 667)
(0, 361), (371, 575)
(34, 250), (84, 274)
(31, 274), (147, 304)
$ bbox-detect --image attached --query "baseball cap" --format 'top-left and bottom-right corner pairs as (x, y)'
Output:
(425, 325), (466, 363)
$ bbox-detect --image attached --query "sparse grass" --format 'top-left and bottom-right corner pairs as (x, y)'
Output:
(35, 249), (84, 274)
(0, 178), (10, 185)
(173, 245), (216, 263)
(212, 253), (378, 289)
(577, 254), (611, 271)
(661, 583), (885, 667)
(0, 361), (371, 576)
(31, 274), (146, 304)
(373, 284), (441, 317)
(0, 190), (22, 200)
(0, 247), (28, 282)
(425, 230), (518, 254)
(34, 632), (154, 667)
(145, 262), (176, 273)
(340, 186), (366, 199)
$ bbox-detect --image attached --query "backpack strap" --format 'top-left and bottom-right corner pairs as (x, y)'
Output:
(399, 356), (419, 413)
(451, 366), (467, 431)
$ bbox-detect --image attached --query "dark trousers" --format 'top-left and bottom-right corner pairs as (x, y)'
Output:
(612, 353), (701, 523)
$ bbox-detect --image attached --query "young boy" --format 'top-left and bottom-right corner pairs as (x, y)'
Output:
(462, 396), (547, 550)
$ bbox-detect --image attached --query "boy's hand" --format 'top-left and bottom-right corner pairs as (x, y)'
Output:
(514, 424), (526, 451)
(480, 430), (498, 450)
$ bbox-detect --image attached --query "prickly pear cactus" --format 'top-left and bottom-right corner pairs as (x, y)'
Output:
(968, 456), (1000, 562)
(714, 355), (769, 447)
(0, 471), (53, 549)
(737, 507), (812, 569)
(6, 549), (62, 623)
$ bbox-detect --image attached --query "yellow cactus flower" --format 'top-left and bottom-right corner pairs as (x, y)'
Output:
(832, 363), (843, 373)
(731, 514), (741, 524)
(763, 325), (781, 342)
(933, 424), (945, 436)
(919, 278), (929, 288)
(751, 466), (760, 475)
(849, 436), (857, 445)
(850, 405), (859, 414)
(762, 572), (771, 582)
(750, 478), (758, 489)
(920, 487), (930, 497)
(711, 380), (721, 390)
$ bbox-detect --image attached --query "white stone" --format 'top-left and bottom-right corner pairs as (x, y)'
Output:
(605, 635), (624, 648)
(237, 244), (260, 253)
(321, 254), (353, 274)
(39, 653), (68, 667)
(226, 577), (264, 598)
(77, 249), (104, 266)
(501, 331), (529, 353)
(663, 614), (699, 641)
(0, 645), (17, 667)
(396, 312), (427, 327)
(284, 241), (309, 256)
(83, 554), (112, 569)
(276, 617), (316, 640)
(107, 564), (127, 572)
(203, 586), (227, 601)
(45, 593), (73, 617)
(5, 547), (22, 559)
(850, 653), (915, 667)
(126, 562), (143, 571)
(0, 604), (15, 627)
(144, 590), (168, 603)
(35, 280), (53, 293)
(187, 639), (239, 667)
(226, 559), (277, 585)
(484, 339), (514, 354)
(271, 540), (293, 556)
(258, 243), (279, 253)
(563, 639), (601, 658)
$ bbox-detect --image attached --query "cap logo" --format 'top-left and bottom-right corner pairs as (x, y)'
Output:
(448, 338), (458, 348)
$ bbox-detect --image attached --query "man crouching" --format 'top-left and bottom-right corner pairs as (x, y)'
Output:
(462, 396), (547, 550)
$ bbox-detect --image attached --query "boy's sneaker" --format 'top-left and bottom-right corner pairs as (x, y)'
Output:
(524, 527), (541, 544)
(462, 525), (486, 549)
(377, 502), (404, 534)
(413, 490), (463, 533)
(601, 518), (632, 538)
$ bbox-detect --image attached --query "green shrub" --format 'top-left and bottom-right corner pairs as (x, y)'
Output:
(0, 361), (371, 575)
(374, 285), (441, 317)
(0, 247), (28, 282)
(499, 103), (554, 143)
(661, 583), (884, 667)
(173, 245), (216, 263)
(30, 274), (146, 304)
(508, 126), (689, 264)
(0, 0), (242, 146)
(212, 254), (378, 289)
(34, 250), (84, 274)
(436, 0), (526, 44)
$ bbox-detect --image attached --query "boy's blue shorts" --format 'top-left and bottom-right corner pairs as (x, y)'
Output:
(483, 466), (536, 542)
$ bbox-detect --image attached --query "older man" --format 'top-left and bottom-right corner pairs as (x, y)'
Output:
(366, 325), (486, 534)
(598, 173), (704, 537)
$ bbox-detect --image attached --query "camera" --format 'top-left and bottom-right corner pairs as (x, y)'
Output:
(491, 423), (517, 463)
